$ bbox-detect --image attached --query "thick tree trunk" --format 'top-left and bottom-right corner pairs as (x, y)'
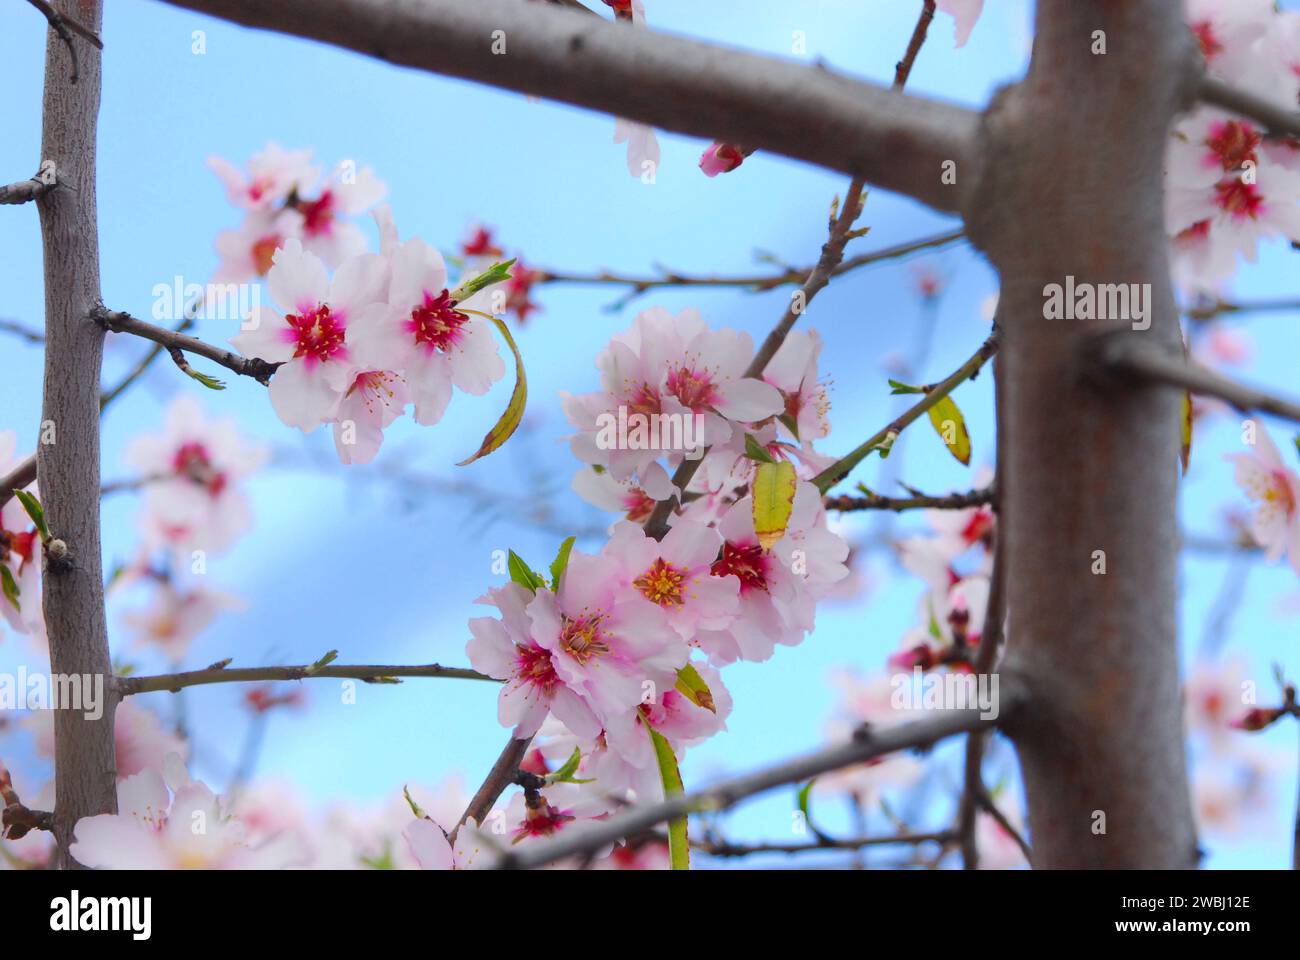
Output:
(36, 0), (117, 868)
(966, 0), (1199, 867)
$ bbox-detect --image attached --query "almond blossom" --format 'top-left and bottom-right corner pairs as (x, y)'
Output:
(230, 238), (391, 432)
(0, 431), (41, 641)
(1226, 423), (1300, 574)
(937, 0), (984, 48)
(27, 700), (188, 781)
(71, 759), (307, 869)
(562, 306), (783, 488)
(124, 394), (266, 558)
(694, 482), (850, 664)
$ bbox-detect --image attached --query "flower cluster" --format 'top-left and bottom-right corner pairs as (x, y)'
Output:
(1168, 1), (1300, 292)
(460, 307), (848, 853)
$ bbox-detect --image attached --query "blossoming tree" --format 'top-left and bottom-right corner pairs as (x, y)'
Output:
(3, 0), (1300, 872)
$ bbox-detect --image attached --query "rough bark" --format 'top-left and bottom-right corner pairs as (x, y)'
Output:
(964, 0), (1199, 867)
(36, 0), (118, 868)
(157, 0), (976, 212)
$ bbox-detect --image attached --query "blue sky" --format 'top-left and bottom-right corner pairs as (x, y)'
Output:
(2, 0), (1298, 868)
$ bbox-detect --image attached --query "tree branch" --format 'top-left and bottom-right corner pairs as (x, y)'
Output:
(494, 703), (1012, 869)
(536, 228), (966, 310)
(156, 0), (977, 211)
(0, 759), (54, 841)
(117, 659), (497, 696)
(92, 307), (280, 385)
(697, 829), (954, 859)
(1199, 75), (1300, 140)
(1094, 333), (1300, 425)
(458, 736), (535, 833)
(825, 485), (993, 513)
(0, 454), (37, 510)
(0, 177), (55, 205)
(813, 329), (1000, 493)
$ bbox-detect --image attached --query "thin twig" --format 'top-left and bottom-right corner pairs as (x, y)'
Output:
(92, 307), (280, 386)
(1200, 75), (1300, 140)
(974, 786), (1032, 864)
(117, 660), (497, 696)
(0, 454), (37, 510)
(535, 229), (966, 309)
(1184, 298), (1300, 323)
(697, 830), (954, 859)
(825, 486), (993, 513)
(0, 318), (45, 342)
(26, 0), (104, 85)
(0, 759), (54, 841)
(494, 703), (1014, 869)
(813, 330), (1000, 494)
(457, 736), (535, 833)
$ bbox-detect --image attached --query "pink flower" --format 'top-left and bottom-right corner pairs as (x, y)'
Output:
(1227, 424), (1300, 573)
(467, 583), (603, 740)
(26, 700), (188, 781)
(229, 239), (391, 432)
(570, 467), (657, 524)
(207, 142), (317, 212)
(763, 329), (831, 443)
(694, 481), (849, 664)
(117, 574), (243, 661)
(71, 759), (307, 869)
(124, 395), (266, 558)
(614, 118), (661, 179)
(358, 232), (505, 427)
(527, 548), (688, 720)
(0, 430), (42, 641)
(562, 307), (783, 486)
(403, 816), (488, 870)
(937, 0), (984, 48)
(595, 519), (739, 644)
(699, 142), (747, 177)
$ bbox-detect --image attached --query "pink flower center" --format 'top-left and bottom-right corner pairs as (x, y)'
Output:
(1205, 121), (1260, 173)
(634, 558), (687, 607)
(1191, 21), (1222, 60)
(559, 614), (611, 665)
(407, 290), (469, 353)
(960, 506), (995, 547)
(297, 190), (335, 236)
(286, 303), (347, 365)
(1265, 469), (1297, 518)
(515, 644), (559, 691)
(666, 364), (719, 411)
(512, 798), (574, 844)
(626, 383), (662, 419)
(346, 371), (405, 417)
(171, 442), (227, 497)
(711, 541), (769, 593)
(1214, 180), (1264, 220)
(621, 488), (654, 523)
(251, 235), (280, 276)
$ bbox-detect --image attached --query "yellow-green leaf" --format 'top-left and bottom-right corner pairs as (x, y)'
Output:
(752, 459), (797, 550)
(1180, 390), (1193, 476)
(456, 315), (527, 466)
(927, 395), (971, 466)
(675, 663), (716, 713)
(648, 724), (689, 870)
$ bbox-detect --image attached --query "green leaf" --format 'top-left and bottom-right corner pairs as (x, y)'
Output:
(1180, 391), (1193, 476)
(674, 663), (716, 713)
(743, 434), (777, 464)
(926, 396), (971, 466)
(403, 785), (426, 819)
(796, 778), (822, 837)
(1, 564), (20, 613)
(648, 725), (689, 870)
(13, 489), (49, 542)
(456, 315), (527, 466)
(752, 459), (798, 550)
(545, 747), (593, 785)
(451, 258), (516, 301)
(888, 378), (924, 395)
(549, 536), (576, 591)
(185, 368), (227, 391)
(508, 550), (546, 593)
(305, 649), (338, 676)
